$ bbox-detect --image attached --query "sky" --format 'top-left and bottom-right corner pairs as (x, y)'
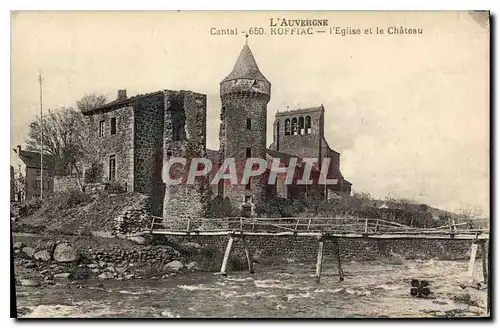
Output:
(10, 11), (490, 215)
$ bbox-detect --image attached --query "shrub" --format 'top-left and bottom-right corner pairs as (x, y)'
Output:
(263, 198), (306, 217)
(106, 181), (126, 193)
(210, 195), (236, 218)
(84, 163), (103, 183)
(18, 197), (43, 217)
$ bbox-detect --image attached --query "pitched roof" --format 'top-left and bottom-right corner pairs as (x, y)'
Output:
(16, 150), (55, 169)
(222, 44), (269, 83)
(81, 91), (164, 115)
(206, 148), (344, 182)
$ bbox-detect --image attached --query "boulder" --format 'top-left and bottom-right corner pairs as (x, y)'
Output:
(186, 262), (199, 271)
(181, 242), (202, 250)
(34, 250), (51, 261)
(53, 243), (77, 263)
(128, 236), (146, 245)
(53, 272), (72, 279)
(19, 279), (40, 287)
(25, 262), (36, 269)
(13, 242), (24, 250)
(97, 272), (114, 280)
(36, 240), (56, 254)
(164, 260), (184, 272)
(21, 247), (34, 258)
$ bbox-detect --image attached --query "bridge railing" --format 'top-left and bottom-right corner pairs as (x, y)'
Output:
(150, 216), (489, 235)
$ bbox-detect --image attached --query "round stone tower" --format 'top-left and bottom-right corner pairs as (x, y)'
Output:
(219, 42), (271, 213)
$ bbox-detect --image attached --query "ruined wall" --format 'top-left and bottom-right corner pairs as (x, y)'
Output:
(85, 105), (135, 189)
(163, 90), (208, 222)
(133, 93), (165, 215)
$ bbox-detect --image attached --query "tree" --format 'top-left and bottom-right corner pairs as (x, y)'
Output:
(76, 93), (107, 113)
(26, 107), (86, 189)
(25, 93), (108, 191)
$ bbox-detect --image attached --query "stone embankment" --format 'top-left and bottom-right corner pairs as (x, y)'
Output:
(13, 236), (201, 288)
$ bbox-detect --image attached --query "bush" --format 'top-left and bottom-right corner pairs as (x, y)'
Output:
(210, 195), (236, 218)
(51, 190), (91, 211)
(84, 163), (103, 183)
(106, 181), (126, 194)
(263, 198), (306, 217)
(18, 197), (42, 217)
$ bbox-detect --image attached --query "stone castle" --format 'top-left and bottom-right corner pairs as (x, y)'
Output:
(82, 42), (351, 218)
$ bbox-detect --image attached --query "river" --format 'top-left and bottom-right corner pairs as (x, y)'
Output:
(15, 259), (487, 318)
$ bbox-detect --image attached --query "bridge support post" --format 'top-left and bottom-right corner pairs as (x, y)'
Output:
(467, 242), (478, 277)
(334, 238), (344, 281)
(481, 240), (488, 283)
(315, 237), (324, 283)
(220, 235), (234, 276)
(242, 236), (254, 274)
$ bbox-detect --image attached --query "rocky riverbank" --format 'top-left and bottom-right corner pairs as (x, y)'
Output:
(12, 234), (203, 288)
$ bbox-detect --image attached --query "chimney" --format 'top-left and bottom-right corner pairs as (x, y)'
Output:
(16, 145), (21, 154)
(117, 89), (127, 101)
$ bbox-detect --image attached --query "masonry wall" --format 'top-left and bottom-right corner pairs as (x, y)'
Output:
(53, 176), (80, 193)
(25, 166), (54, 200)
(163, 91), (209, 222)
(270, 109), (324, 158)
(166, 235), (474, 263)
(221, 94), (269, 210)
(85, 106), (135, 189)
(134, 94), (165, 215)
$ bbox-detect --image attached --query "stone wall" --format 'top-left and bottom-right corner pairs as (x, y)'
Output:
(220, 93), (270, 210)
(133, 93), (165, 215)
(85, 105), (135, 189)
(53, 176), (80, 193)
(270, 107), (324, 158)
(165, 235), (474, 263)
(163, 91), (209, 221)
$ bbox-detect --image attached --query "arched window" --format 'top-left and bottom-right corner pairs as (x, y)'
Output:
(305, 116), (312, 134)
(284, 118), (291, 136)
(298, 117), (305, 135)
(276, 121), (280, 151)
(292, 118), (298, 135)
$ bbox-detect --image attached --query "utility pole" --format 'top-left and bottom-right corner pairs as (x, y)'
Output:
(38, 73), (43, 200)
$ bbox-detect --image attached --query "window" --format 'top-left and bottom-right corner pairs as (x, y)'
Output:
(246, 177), (251, 190)
(276, 121), (280, 151)
(36, 170), (40, 176)
(99, 120), (105, 137)
(284, 119), (291, 136)
(246, 118), (252, 130)
(305, 116), (312, 134)
(110, 118), (117, 135)
(244, 195), (252, 203)
(34, 180), (41, 191)
(299, 117), (305, 135)
(246, 147), (251, 158)
(292, 118), (298, 135)
(109, 155), (116, 181)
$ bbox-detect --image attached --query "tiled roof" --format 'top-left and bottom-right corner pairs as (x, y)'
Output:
(222, 44), (269, 83)
(206, 148), (344, 181)
(275, 106), (324, 117)
(82, 91), (164, 115)
(16, 150), (55, 169)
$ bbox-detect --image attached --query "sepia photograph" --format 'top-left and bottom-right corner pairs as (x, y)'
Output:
(9, 10), (490, 319)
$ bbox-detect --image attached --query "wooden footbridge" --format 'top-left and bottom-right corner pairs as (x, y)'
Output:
(150, 216), (489, 284)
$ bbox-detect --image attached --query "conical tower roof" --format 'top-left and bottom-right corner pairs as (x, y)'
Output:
(222, 44), (269, 83)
